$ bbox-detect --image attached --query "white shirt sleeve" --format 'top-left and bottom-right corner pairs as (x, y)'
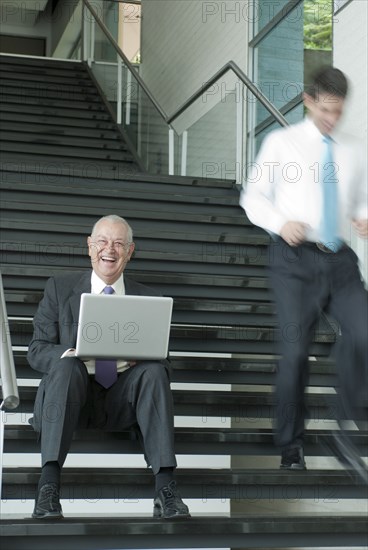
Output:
(240, 132), (288, 236)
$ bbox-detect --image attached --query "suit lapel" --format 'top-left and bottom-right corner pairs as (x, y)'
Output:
(69, 271), (92, 325)
(125, 276), (143, 296)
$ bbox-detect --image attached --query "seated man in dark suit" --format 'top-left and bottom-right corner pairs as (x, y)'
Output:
(28, 214), (190, 520)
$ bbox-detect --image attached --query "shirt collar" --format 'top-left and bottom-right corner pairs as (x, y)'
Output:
(91, 271), (125, 295)
(304, 116), (339, 143)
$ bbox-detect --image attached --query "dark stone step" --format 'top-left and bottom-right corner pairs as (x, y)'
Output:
(0, 131), (129, 150)
(0, 142), (133, 162)
(0, 85), (101, 102)
(0, 111), (117, 129)
(0, 122), (122, 141)
(1, 514), (367, 550)
(0, 103), (112, 120)
(4, 425), (367, 458)
(6, 314), (334, 356)
(12, 350), (338, 387)
(1, 152), (138, 176)
(0, 77), (96, 93)
(1, 94), (109, 111)
(6, 385), (344, 417)
(3, 466), (367, 500)
(0, 168), (237, 194)
(1, 194), (247, 225)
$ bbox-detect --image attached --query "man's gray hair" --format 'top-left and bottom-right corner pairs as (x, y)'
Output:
(91, 215), (133, 243)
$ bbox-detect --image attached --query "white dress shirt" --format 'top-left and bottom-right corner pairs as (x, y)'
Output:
(62, 272), (132, 375)
(85, 272), (130, 375)
(240, 117), (368, 244)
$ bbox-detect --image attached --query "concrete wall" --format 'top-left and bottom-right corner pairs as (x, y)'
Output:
(140, 0), (250, 179)
(334, 0), (368, 281)
(141, 0), (249, 118)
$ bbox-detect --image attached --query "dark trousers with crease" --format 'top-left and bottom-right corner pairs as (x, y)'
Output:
(32, 359), (177, 475)
(268, 239), (368, 449)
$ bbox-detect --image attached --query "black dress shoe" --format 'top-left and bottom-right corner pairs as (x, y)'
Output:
(280, 446), (307, 470)
(153, 480), (191, 519)
(32, 483), (63, 519)
(324, 432), (368, 485)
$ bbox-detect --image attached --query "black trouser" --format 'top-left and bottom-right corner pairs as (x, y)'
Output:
(269, 239), (368, 449)
(32, 359), (177, 474)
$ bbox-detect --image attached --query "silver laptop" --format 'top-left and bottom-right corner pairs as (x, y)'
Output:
(75, 294), (173, 361)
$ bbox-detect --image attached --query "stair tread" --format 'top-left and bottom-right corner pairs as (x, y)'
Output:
(8, 386), (346, 407)
(3, 465), (366, 485)
(5, 425), (367, 443)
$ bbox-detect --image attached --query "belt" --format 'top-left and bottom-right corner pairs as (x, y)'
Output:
(304, 241), (345, 254)
(274, 237), (346, 254)
(315, 242), (335, 253)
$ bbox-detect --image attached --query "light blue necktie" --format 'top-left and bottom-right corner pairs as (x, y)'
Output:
(320, 135), (341, 251)
(95, 286), (118, 388)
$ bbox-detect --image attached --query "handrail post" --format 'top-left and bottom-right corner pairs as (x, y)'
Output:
(82, 1), (89, 64)
(89, 16), (95, 67)
(0, 406), (4, 501)
(169, 129), (175, 175)
(117, 57), (123, 125)
(236, 82), (243, 185)
(0, 270), (19, 502)
(181, 131), (188, 177)
(126, 67), (132, 126)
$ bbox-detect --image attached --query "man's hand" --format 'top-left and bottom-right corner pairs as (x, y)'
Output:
(352, 219), (368, 238)
(280, 222), (310, 246)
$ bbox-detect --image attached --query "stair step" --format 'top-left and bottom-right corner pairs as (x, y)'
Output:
(1, 85), (101, 102)
(0, 120), (122, 140)
(1, 153), (138, 176)
(0, 103), (112, 120)
(12, 350), (339, 386)
(4, 426), (367, 457)
(0, 181), (246, 212)
(0, 131), (129, 150)
(0, 142), (133, 161)
(0, 217), (266, 246)
(3, 466), (367, 500)
(5, 385), (345, 416)
(0, 111), (117, 129)
(6, 311), (334, 357)
(1, 94), (108, 111)
(0, 76), (96, 93)
(1, 514), (366, 550)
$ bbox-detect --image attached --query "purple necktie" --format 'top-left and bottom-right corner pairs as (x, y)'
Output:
(94, 286), (118, 388)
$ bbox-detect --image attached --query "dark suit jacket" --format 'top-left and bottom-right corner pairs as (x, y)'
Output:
(27, 270), (161, 375)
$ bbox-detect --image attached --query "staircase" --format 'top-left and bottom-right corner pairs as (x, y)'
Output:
(1, 55), (367, 549)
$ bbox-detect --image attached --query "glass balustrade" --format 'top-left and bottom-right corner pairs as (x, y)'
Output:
(80, 0), (287, 181)
(83, 0), (170, 174)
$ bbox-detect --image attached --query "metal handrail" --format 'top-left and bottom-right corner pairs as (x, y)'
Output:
(0, 270), (19, 410)
(83, 1), (288, 131)
(166, 60), (288, 127)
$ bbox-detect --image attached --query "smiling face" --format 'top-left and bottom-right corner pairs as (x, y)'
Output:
(87, 219), (135, 285)
(303, 91), (345, 136)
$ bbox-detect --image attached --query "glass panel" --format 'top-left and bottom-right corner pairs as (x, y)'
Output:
(253, 101), (304, 156)
(173, 85), (238, 180)
(121, 69), (170, 174)
(252, 1), (333, 126)
(86, 3), (170, 174)
(253, 2), (305, 129)
(91, 0), (119, 42)
(252, 0), (291, 35)
(304, 0), (333, 86)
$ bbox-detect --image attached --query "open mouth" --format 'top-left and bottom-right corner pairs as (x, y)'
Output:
(100, 255), (117, 264)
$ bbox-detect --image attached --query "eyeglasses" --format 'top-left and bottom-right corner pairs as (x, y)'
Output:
(93, 239), (132, 250)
